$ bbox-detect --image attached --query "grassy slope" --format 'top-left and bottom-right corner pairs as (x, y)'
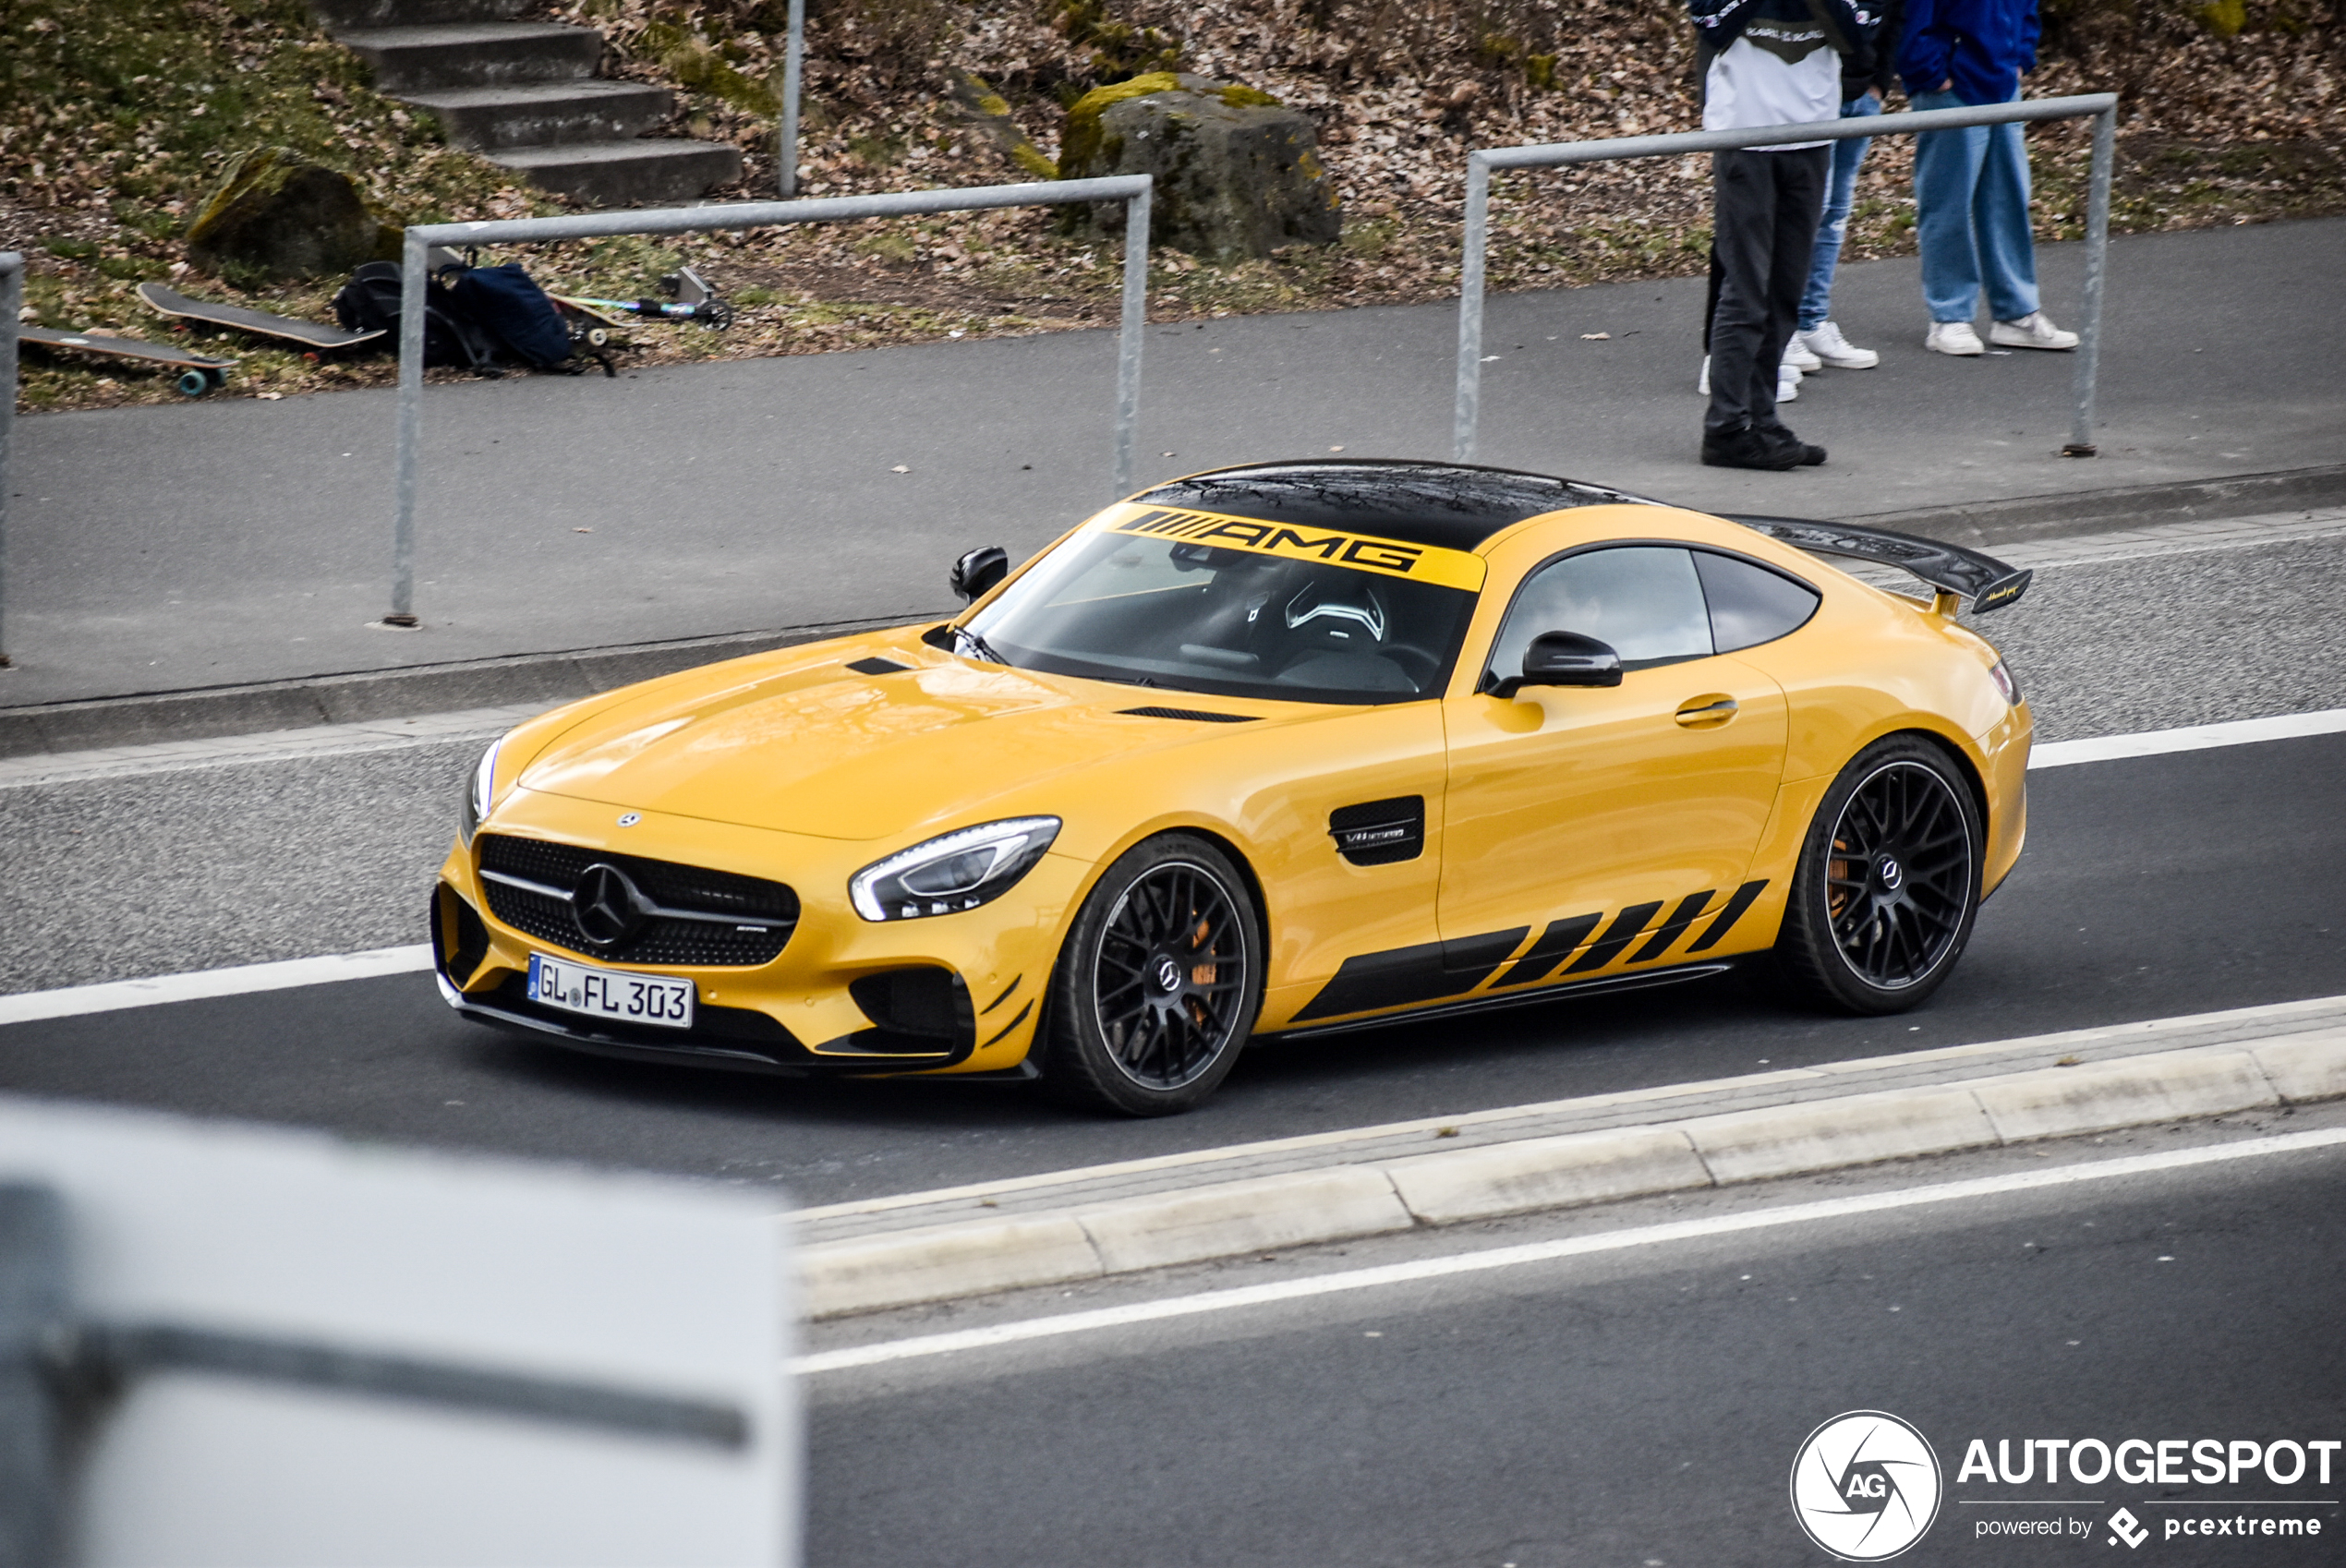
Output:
(3, 0), (2340, 411)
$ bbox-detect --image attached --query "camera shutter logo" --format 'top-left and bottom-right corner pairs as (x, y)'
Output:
(1789, 1410), (1942, 1561)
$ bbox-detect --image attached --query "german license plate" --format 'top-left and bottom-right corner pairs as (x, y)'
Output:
(527, 953), (695, 1030)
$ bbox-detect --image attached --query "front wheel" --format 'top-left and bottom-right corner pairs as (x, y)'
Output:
(1039, 834), (1263, 1116)
(1773, 737), (1982, 1014)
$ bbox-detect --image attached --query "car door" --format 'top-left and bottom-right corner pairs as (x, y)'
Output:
(1437, 544), (1796, 988)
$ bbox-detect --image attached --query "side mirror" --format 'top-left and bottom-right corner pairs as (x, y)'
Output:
(1490, 630), (1622, 697)
(949, 546), (1008, 604)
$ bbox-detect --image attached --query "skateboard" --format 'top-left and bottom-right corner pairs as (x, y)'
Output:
(547, 290), (734, 331)
(137, 282), (385, 354)
(20, 326), (236, 395)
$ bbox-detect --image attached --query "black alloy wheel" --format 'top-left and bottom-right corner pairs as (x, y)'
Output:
(1041, 834), (1263, 1115)
(1775, 737), (1983, 1014)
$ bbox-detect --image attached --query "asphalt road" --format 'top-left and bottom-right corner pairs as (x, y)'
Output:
(1, 719), (2340, 1205)
(6, 218), (2340, 705)
(3, 513), (2340, 1202)
(800, 1112), (2346, 1567)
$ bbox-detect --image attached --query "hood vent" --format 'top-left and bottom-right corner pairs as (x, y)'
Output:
(1119, 706), (1258, 723)
(847, 656), (913, 675)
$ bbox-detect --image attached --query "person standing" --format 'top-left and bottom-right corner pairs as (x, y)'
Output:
(1690, 0), (1874, 471)
(1791, 0), (1903, 372)
(1900, 0), (2080, 355)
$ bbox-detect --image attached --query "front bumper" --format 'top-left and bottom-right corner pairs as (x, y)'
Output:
(431, 790), (1076, 1077)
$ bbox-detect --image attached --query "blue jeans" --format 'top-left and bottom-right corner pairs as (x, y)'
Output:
(1797, 92), (1881, 332)
(1910, 88), (2041, 323)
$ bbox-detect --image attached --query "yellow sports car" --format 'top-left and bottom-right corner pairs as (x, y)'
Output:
(432, 460), (2032, 1114)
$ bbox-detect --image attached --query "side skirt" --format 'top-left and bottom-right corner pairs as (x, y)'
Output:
(1257, 959), (1739, 1044)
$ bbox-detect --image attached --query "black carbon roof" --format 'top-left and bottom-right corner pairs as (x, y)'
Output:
(1132, 460), (1653, 551)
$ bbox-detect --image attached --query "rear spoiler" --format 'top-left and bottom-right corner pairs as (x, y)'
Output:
(1725, 514), (2033, 613)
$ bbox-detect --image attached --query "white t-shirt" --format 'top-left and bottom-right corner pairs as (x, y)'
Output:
(1702, 18), (1843, 151)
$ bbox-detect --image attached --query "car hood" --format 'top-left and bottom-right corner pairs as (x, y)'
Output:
(515, 642), (1280, 841)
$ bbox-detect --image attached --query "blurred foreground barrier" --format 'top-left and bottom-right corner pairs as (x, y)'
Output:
(0, 1096), (794, 1566)
(388, 174), (1155, 626)
(1454, 94), (2120, 464)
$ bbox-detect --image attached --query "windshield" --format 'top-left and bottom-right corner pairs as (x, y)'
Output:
(961, 513), (1481, 704)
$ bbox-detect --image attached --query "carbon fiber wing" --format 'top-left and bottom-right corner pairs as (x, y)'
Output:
(1724, 514), (2033, 613)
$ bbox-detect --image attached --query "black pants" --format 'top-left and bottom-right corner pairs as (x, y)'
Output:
(1706, 146), (1829, 438)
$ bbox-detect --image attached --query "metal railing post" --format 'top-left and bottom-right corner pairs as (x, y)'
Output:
(0, 252), (19, 669)
(1115, 182), (1151, 496)
(1454, 94), (2119, 466)
(383, 175), (1153, 621)
(1454, 154), (1490, 464)
(2065, 103), (2117, 458)
(777, 0), (804, 199)
(388, 230), (428, 626)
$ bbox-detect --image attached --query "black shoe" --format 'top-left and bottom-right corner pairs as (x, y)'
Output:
(1759, 424), (1828, 466)
(1701, 424), (1798, 471)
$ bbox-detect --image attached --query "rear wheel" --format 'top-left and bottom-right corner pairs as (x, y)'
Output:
(1040, 834), (1263, 1116)
(1774, 737), (1982, 1014)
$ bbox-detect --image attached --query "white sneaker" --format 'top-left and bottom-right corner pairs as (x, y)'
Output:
(1782, 337), (1822, 372)
(1990, 310), (2080, 351)
(1926, 320), (1985, 356)
(1798, 320), (1879, 369)
(1698, 354), (1801, 401)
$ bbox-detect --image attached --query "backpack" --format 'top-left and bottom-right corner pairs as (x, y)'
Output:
(333, 260), (501, 374)
(445, 261), (575, 371)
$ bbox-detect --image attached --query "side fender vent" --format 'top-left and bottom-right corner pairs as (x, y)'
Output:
(1329, 796), (1425, 865)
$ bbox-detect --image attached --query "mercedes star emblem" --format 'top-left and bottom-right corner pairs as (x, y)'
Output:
(571, 862), (647, 948)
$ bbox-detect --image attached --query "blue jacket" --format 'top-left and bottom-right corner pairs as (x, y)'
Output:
(1897, 0), (2038, 105)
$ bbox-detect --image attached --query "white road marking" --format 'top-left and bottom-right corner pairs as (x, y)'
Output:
(5, 706), (2341, 1021)
(0, 945), (434, 1026)
(792, 1126), (2346, 1376)
(2028, 707), (2346, 768)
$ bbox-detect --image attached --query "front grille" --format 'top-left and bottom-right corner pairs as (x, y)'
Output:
(476, 834), (798, 967)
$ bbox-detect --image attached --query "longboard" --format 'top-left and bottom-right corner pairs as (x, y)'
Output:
(20, 326), (236, 395)
(137, 282), (385, 353)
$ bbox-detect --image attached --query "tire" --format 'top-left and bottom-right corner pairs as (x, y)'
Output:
(1039, 833), (1264, 1116)
(1772, 736), (1983, 1015)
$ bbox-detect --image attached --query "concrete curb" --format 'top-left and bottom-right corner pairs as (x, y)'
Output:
(9, 466), (2341, 758)
(0, 615), (911, 760)
(798, 1027), (2346, 1320)
(1850, 463), (2346, 549)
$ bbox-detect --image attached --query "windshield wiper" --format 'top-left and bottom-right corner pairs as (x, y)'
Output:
(954, 627), (1011, 666)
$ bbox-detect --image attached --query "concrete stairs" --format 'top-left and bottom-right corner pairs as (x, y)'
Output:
(313, 0), (742, 207)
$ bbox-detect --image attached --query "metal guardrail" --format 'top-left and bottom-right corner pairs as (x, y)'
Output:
(1454, 92), (2120, 464)
(390, 174), (1153, 625)
(0, 250), (18, 669)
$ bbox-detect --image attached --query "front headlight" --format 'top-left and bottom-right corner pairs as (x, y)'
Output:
(459, 738), (501, 845)
(851, 817), (1060, 922)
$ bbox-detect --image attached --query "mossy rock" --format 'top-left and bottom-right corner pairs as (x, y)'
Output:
(185, 147), (393, 282)
(1059, 75), (1341, 260)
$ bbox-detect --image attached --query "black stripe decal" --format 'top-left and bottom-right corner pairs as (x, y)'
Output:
(1687, 879), (1769, 952)
(1442, 927), (1530, 984)
(1564, 901), (1664, 973)
(1294, 926), (1524, 1023)
(1627, 891), (1716, 964)
(1489, 913), (1602, 988)
(980, 999), (1034, 1049)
